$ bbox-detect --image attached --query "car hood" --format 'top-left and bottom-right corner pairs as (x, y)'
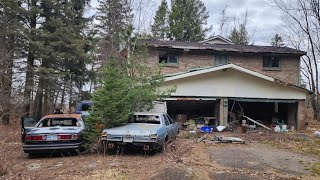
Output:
(27, 127), (82, 135)
(103, 123), (162, 136)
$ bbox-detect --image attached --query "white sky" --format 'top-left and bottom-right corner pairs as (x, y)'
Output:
(87, 0), (284, 45)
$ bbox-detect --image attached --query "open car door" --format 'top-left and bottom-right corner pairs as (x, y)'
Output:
(21, 117), (38, 143)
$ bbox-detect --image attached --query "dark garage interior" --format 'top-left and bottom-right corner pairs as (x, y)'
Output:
(166, 100), (219, 125)
(228, 100), (298, 129)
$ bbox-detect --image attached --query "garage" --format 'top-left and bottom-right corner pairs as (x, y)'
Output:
(166, 99), (219, 125)
(228, 99), (298, 130)
(160, 64), (308, 130)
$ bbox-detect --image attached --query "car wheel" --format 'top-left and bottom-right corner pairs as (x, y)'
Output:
(28, 152), (37, 158)
(160, 141), (166, 152)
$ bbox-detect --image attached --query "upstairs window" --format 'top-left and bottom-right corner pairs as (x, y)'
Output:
(263, 56), (281, 69)
(215, 54), (229, 66)
(159, 52), (179, 65)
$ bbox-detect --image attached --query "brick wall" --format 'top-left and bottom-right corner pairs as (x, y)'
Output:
(148, 49), (301, 85)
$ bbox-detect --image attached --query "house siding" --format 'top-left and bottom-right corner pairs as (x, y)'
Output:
(148, 49), (301, 86)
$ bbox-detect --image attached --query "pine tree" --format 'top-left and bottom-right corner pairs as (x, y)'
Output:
(271, 34), (284, 47)
(96, 0), (132, 58)
(0, 0), (24, 124)
(151, 0), (169, 40)
(32, 0), (92, 118)
(168, 0), (211, 42)
(228, 24), (249, 45)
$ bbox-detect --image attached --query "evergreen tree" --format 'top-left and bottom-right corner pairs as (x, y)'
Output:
(168, 0), (211, 42)
(271, 33), (284, 47)
(228, 24), (249, 45)
(151, 0), (169, 40)
(32, 0), (92, 119)
(96, 0), (132, 58)
(0, 0), (24, 124)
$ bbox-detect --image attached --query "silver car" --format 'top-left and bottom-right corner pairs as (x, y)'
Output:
(101, 112), (179, 152)
(22, 114), (85, 155)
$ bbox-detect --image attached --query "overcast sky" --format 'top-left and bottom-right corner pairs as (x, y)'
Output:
(88, 0), (284, 45)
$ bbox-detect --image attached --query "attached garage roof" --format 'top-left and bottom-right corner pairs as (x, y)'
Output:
(161, 64), (309, 100)
(165, 64), (308, 93)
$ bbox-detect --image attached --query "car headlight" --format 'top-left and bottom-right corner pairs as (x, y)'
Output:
(150, 134), (157, 139)
(101, 132), (107, 136)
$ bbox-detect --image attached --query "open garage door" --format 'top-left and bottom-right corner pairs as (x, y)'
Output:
(166, 100), (219, 125)
(228, 99), (298, 130)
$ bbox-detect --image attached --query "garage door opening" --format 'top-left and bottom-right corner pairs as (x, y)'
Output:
(228, 100), (298, 129)
(166, 100), (219, 125)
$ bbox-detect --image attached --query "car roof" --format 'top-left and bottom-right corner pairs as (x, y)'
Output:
(42, 114), (82, 119)
(134, 112), (165, 116)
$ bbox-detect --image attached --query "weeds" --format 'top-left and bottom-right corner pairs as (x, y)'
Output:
(311, 162), (320, 176)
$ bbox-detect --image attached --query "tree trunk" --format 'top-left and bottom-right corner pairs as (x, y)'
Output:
(1, 36), (14, 125)
(60, 80), (66, 109)
(24, 0), (37, 115)
(33, 77), (44, 119)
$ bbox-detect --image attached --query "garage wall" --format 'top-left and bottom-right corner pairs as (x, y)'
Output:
(161, 69), (307, 100)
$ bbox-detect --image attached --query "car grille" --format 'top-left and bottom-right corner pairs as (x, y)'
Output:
(134, 136), (151, 142)
(107, 136), (122, 141)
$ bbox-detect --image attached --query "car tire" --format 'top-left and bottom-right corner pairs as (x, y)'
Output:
(28, 152), (37, 158)
(160, 141), (166, 152)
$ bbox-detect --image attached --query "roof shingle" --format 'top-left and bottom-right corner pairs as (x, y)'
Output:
(141, 39), (306, 55)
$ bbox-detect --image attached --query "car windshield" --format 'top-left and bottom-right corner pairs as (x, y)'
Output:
(132, 115), (161, 124)
(37, 118), (79, 127)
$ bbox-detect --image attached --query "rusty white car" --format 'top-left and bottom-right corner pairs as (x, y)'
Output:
(21, 114), (85, 155)
(101, 112), (179, 152)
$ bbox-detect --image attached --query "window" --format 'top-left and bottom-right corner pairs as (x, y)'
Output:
(159, 52), (179, 64)
(133, 115), (161, 124)
(215, 54), (229, 66)
(163, 115), (170, 126)
(263, 56), (281, 69)
(37, 118), (79, 127)
(165, 114), (173, 124)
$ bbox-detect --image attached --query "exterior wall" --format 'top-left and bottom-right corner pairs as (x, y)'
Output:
(161, 69), (307, 100)
(297, 100), (306, 130)
(229, 54), (300, 86)
(219, 98), (228, 126)
(148, 49), (301, 85)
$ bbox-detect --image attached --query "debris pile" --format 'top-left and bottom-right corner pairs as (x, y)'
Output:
(195, 135), (245, 144)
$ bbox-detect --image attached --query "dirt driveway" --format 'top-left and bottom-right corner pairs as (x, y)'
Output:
(209, 143), (319, 179)
(1, 121), (319, 180)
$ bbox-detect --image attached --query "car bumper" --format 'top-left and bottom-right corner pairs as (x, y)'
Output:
(23, 142), (83, 152)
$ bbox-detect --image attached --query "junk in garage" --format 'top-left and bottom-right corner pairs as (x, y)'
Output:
(228, 99), (298, 132)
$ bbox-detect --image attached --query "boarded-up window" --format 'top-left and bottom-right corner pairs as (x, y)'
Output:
(215, 55), (229, 66)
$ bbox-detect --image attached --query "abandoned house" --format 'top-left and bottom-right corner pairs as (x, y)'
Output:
(143, 36), (310, 130)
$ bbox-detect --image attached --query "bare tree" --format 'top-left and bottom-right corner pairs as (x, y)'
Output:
(273, 0), (320, 119)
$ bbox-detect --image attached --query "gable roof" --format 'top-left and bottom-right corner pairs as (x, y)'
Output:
(164, 64), (309, 93)
(199, 35), (233, 44)
(142, 39), (306, 55)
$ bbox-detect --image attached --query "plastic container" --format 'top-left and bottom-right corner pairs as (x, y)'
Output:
(201, 126), (212, 133)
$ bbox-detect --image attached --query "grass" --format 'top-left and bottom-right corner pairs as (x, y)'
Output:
(181, 131), (202, 139)
(311, 162), (320, 176)
(261, 134), (320, 157)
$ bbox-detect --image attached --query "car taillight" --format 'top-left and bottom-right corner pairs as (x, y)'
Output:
(26, 135), (32, 141)
(59, 134), (71, 140)
(26, 135), (45, 141)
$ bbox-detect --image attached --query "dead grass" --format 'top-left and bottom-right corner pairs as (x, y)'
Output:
(311, 162), (320, 176)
